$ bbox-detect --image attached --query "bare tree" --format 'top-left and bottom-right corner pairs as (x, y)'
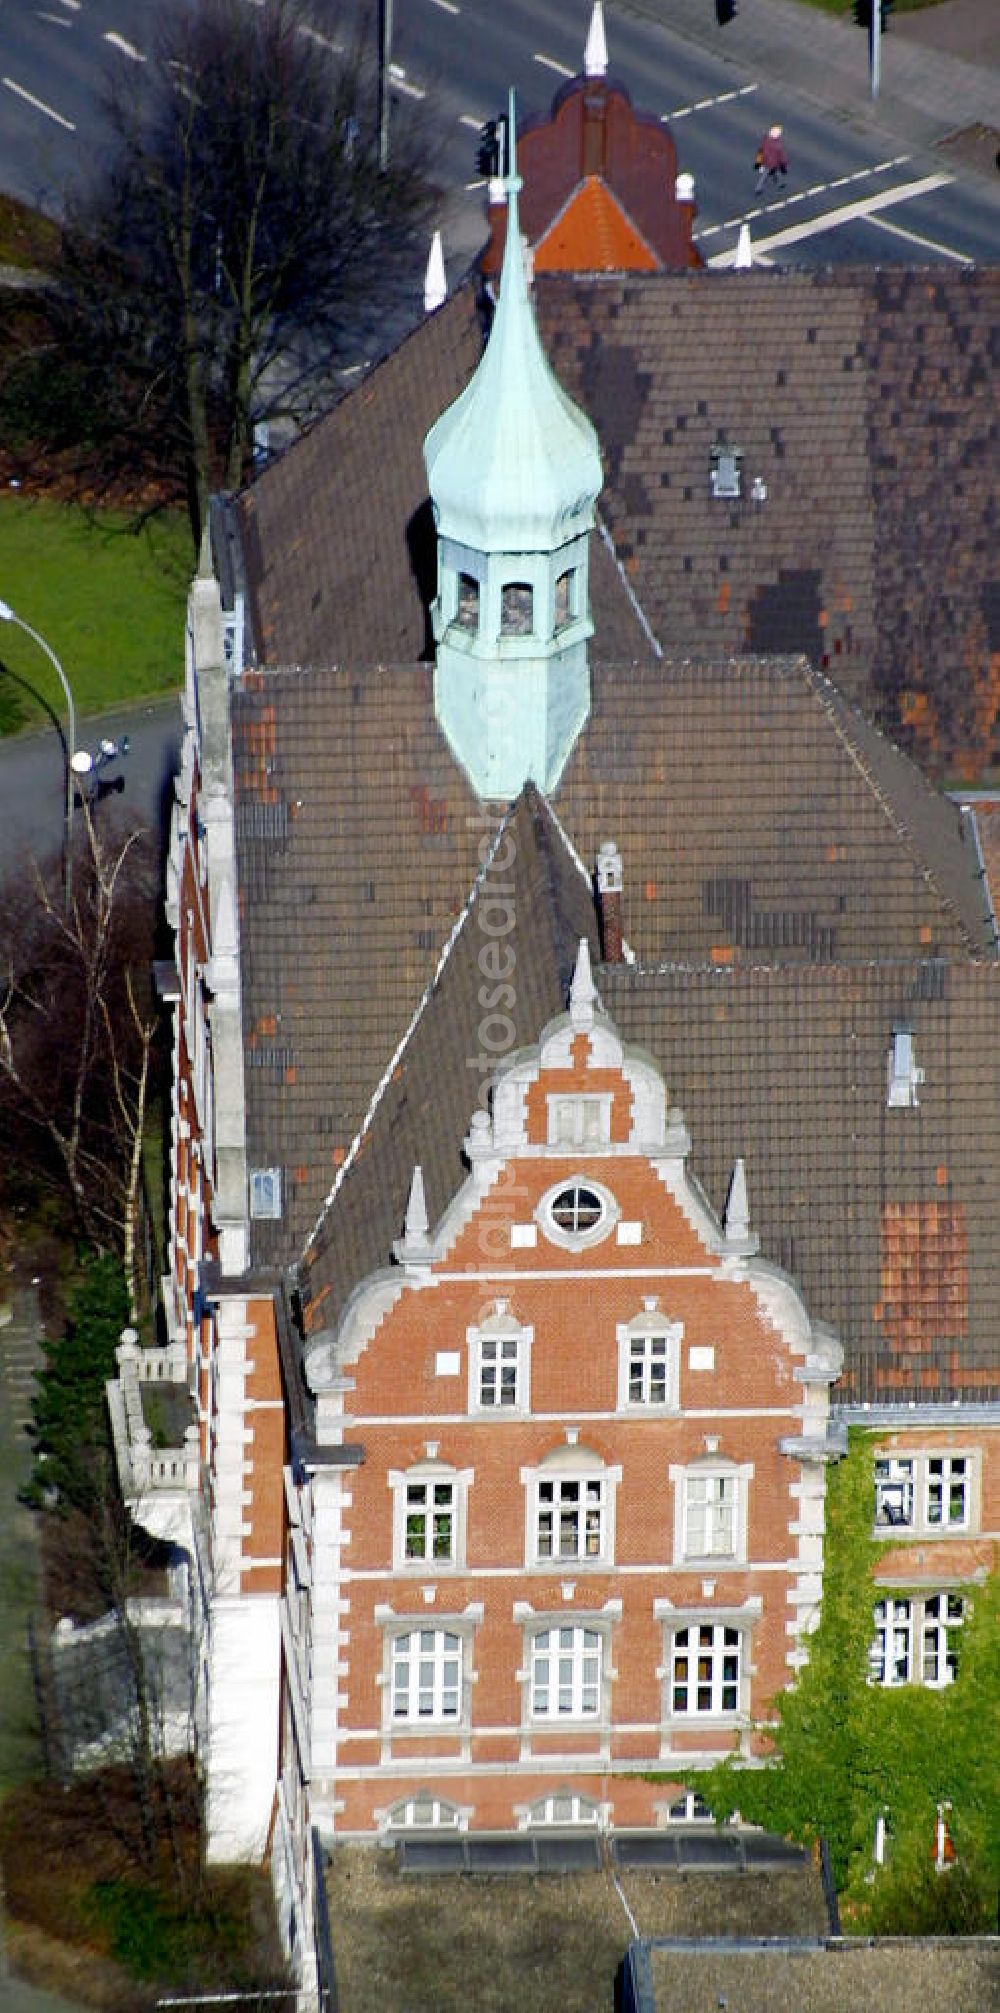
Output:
(0, 809), (160, 1316)
(2, 0), (435, 543)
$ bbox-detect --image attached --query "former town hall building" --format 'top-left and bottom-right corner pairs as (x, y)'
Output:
(109, 47), (1000, 2006)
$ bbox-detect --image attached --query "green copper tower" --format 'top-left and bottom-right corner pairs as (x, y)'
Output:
(424, 92), (603, 800)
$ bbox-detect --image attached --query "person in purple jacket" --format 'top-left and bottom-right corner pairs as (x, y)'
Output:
(754, 125), (789, 193)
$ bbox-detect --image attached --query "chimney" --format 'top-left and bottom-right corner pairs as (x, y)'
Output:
(596, 840), (624, 963)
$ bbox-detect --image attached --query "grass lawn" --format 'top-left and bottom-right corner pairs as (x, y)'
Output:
(0, 497), (190, 736)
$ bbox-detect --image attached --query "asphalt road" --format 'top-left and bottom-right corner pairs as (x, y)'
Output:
(2, 0), (998, 284)
(0, 696), (181, 888)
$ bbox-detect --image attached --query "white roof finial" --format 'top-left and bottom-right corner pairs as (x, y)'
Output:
(423, 229), (447, 314)
(569, 937), (598, 1029)
(584, 1), (608, 78)
(734, 222), (753, 269)
(395, 1164), (432, 1266)
(723, 1157), (759, 1256)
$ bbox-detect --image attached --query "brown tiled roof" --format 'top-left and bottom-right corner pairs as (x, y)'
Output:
(235, 285), (652, 673)
(554, 659), (992, 965)
(535, 267), (1000, 773)
(231, 655), (995, 1399)
(600, 958), (1000, 1406)
(238, 266), (1000, 774)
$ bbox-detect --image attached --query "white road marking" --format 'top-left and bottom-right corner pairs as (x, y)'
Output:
(38, 14), (74, 26)
(534, 52), (574, 78)
(390, 63), (426, 99)
(430, 0), (461, 13)
(104, 30), (145, 62)
(459, 112), (483, 130)
(55, 0), (81, 9)
(698, 155), (911, 239)
(665, 82), (757, 120)
(2, 75), (75, 129)
(706, 171), (954, 266)
(864, 212), (973, 264)
(466, 178), (488, 191)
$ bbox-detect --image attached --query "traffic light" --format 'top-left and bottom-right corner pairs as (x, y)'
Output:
(716, 0), (739, 20)
(854, 0), (893, 25)
(476, 120), (498, 178)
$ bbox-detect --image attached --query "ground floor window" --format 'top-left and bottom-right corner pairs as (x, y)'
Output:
(526, 1791), (599, 1828)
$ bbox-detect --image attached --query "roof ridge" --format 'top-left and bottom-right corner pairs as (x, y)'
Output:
(299, 800), (517, 1260)
(596, 515), (663, 659)
(805, 667), (979, 953)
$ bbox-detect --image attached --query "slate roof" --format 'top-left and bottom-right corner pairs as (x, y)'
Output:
(235, 267), (1000, 774)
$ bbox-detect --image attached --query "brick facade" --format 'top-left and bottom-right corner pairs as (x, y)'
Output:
(299, 952), (841, 1838)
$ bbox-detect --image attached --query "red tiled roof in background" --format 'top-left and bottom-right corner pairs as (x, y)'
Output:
(480, 75), (702, 277)
(534, 175), (660, 273)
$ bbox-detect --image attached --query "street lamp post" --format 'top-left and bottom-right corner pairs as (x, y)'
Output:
(0, 598), (77, 908)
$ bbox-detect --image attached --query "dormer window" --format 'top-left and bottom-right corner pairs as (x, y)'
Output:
(710, 445), (742, 500)
(547, 1093), (611, 1149)
(887, 1024), (925, 1108)
(501, 582), (534, 636)
(456, 573), (480, 633)
(249, 1167), (282, 1219)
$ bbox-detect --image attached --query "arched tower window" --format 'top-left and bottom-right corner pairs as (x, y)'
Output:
(501, 582), (534, 636)
(456, 573), (480, 633)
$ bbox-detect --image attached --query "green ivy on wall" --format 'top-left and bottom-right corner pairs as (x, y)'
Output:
(692, 1433), (999, 1929)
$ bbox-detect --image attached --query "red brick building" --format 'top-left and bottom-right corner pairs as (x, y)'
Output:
(296, 941), (840, 1839)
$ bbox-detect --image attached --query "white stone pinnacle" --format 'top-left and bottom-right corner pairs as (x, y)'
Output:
(584, 0), (608, 78)
(423, 229), (447, 314)
(569, 937), (598, 1028)
(404, 1164), (430, 1249)
(724, 1156), (751, 1244)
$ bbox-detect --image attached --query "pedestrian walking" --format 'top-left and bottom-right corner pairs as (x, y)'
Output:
(754, 124), (789, 194)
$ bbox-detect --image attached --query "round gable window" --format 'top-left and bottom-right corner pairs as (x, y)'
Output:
(540, 1179), (618, 1251)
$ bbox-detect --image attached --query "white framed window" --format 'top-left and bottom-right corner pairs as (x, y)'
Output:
(468, 1299), (532, 1415)
(538, 1475), (604, 1561)
(617, 1305), (682, 1410)
(873, 1452), (973, 1535)
(390, 1461), (471, 1571)
(530, 1625), (602, 1720)
(671, 1460), (750, 1565)
(537, 1176), (618, 1252)
(874, 1455), (914, 1529)
(249, 1166), (282, 1220)
(926, 1457), (970, 1530)
(524, 1448), (620, 1569)
(386, 1795), (462, 1832)
(870, 1593), (965, 1689)
(547, 1093), (611, 1149)
(684, 1473), (738, 1558)
(389, 1628), (463, 1723)
(526, 1790), (600, 1828)
(669, 1623), (743, 1718)
(666, 1790), (714, 1824)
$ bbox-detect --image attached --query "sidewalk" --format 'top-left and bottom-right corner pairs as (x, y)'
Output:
(632, 0), (1000, 158)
